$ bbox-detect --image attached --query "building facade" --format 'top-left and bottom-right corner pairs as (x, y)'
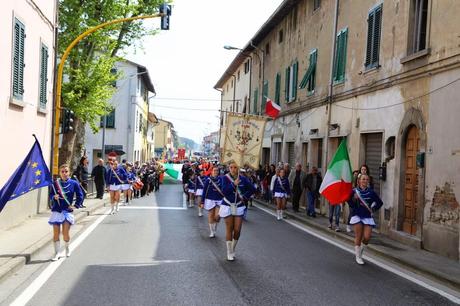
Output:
(0, 1), (57, 230)
(85, 60), (156, 168)
(216, 0), (460, 261)
(154, 119), (175, 159)
(202, 131), (220, 158)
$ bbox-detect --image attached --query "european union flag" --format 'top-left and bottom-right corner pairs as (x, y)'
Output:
(0, 136), (52, 213)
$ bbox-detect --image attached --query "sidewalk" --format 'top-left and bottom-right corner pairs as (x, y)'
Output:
(253, 198), (460, 292)
(0, 195), (108, 283)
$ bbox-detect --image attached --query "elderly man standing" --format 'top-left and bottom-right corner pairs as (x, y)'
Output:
(303, 166), (322, 217)
(91, 159), (106, 199)
(288, 163), (306, 212)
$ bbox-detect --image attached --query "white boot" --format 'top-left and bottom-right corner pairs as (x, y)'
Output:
(359, 244), (366, 260)
(226, 241), (234, 261)
(355, 245), (364, 265)
(281, 209), (285, 219)
(198, 207), (203, 217)
(51, 241), (60, 261)
(212, 222), (218, 233)
(109, 205), (115, 215)
(116, 202), (120, 212)
(277, 210), (281, 220)
(232, 239), (238, 259)
(346, 225), (352, 233)
(65, 241), (71, 257)
(209, 223), (215, 238)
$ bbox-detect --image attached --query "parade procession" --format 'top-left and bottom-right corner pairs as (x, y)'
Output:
(1, 0), (460, 305)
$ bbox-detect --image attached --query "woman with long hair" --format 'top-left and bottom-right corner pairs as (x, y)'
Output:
(105, 160), (128, 214)
(272, 168), (291, 220)
(202, 167), (223, 238)
(219, 161), (255, 261)
(49, 164), (84, 260)
(347, 174), (383, 265)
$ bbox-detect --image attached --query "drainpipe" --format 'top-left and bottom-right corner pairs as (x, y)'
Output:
(325, 0), (340, 169)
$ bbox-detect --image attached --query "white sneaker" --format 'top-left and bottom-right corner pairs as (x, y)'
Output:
(116, 203), (120, 212)
(110, 207), (115, 215)
(198, 207), (203, 217)
(355, 245), (364, 265)
(209, 224), (215, 238)
(276, 210), (281, 220)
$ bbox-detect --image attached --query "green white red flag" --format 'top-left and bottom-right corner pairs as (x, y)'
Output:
(319, 139), (353, 205)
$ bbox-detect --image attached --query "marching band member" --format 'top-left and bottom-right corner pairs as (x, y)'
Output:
(273, 168), (291, 220)
(49, 164), (84, 261)
(125, 164), (136, 205)
(195, 169), (206, 217)
(347, 174), (383, 265)
(220, 161), (255, 261)
(186, 173), (196, 208)
(105, 160), (128, 214)
(121, 163), (132, 206)
(201, 167), (223, 238)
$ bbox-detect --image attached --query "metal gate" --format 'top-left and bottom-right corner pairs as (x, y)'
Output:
(287, 142), (295, 166)
(364, 133), (383, 196)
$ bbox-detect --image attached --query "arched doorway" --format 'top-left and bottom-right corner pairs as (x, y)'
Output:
(402, 125), (420, 235)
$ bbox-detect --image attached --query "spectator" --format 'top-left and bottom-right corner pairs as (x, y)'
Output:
(303, 166), (322, 217)
(74, 156), (89, 204)
(91, 159), (106, 199)
(288, 163), (306, 212)
(283, 163), (291, 179)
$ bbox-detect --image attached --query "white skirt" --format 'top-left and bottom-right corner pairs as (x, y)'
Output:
(109, 184), (121, 191)
(274, 192), (288, 198)
(195, 189), (203, 196)
(350, 216), (376, 226)
(204, 199), (222, 210)
(188, 190), (195, 194)
(48, 211), (75, 225)
(121, 184), (131, 191)
(219, 205), (246, 218)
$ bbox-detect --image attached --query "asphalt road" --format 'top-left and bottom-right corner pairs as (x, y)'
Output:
(8, 183), (457, 306)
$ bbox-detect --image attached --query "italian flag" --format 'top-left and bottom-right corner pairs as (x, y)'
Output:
(319, 139), (353, 205)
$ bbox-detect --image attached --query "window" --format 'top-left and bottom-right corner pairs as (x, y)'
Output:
(279, 29), (284, 43)
(265, 43), (270, 55)
(285, 61), (298, 102)
(274, 73), (281, 104)
(314, 0), (321, 11)
(39, 44), (48, 109)
(408, 0), (428, 54)
(253, 88), (259, 114)
(333, 28), (348, 83)
(101, 110), (115, 128)
(237, 70), (240, 80)
(365, 5), (382, 69)
(244, 60), (250, 74)
(262, 80), (269, 111)
(110, 68), (117, 87)
(299, 49), (317, 93)
(13, 18), (26, 100)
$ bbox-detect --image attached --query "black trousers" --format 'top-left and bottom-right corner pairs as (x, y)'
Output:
(292, 189), (302, 211)
(95, 180), (104, 199)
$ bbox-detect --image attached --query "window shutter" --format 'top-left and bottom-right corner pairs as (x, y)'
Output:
(13, 19), (25, 99)
(372, 6), (382, 66)
(285, 67), (290, 101)
(262, 81), (268, 111)
(39, 44), (48, 108)
(292, 61), (298, 99)
(308, 50), (317, 92)
(253, 88), (259, 114)
(275, 73), (281, 104)
(335, 29), (347, 82)
(365, 12), (375, 67)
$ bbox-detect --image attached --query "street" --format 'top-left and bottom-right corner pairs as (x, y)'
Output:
(2, 182), (456, 306)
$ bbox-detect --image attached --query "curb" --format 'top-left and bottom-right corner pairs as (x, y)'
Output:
(253, 199), (460, 292)
(0, 198), (108, 284)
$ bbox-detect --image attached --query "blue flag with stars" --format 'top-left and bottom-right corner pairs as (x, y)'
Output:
(0, 137), (52, 213)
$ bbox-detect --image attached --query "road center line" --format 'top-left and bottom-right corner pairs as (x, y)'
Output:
(254, 204), (460, 304)
(11, 209), (111, 306)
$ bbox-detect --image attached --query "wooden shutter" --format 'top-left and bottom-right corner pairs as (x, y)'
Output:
(334, 29), (347, 82)
(39, 44), (48, 108)
(365, 12), (374, 67)
(308, 50), (317, 92)
(285, 67), (290, 101)
(262, 81), (268, 111)
(365, 5), (382, 69)
(253, 88), (258, 114)
(275, 73), (281, 104)
(13, 19), (25, 99)
(292, 61), (298, 99)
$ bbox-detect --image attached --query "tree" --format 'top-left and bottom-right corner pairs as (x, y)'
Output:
(58, 0), (166, 169)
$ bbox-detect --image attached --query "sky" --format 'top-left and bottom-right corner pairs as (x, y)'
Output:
(126, 0), (284, 145)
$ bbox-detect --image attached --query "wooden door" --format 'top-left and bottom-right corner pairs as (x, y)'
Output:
(403, 126), (420, 235)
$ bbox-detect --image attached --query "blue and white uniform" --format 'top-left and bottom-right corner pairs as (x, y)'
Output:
(187, 178), (196, 194)
(219, 174), (255, 218)
(195, 175), (206, 197)
(202, 176), (223, 210)
(106, 166), (128, 191)
(347, 187), (383, 226)
(273, 176), (291, 198)
(48, 178), (84, 226)
(126, 171), (136, 190)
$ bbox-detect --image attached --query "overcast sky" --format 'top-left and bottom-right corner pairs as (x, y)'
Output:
(126, 0), (283, 145)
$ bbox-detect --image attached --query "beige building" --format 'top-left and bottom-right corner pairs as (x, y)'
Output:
(216, 0), (460, 261)
(154, 119), (175, 158)
(0, 1), (57, 230)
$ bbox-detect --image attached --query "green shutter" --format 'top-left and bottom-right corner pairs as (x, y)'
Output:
(275, 73), (281, 104)
(285, 67), (290, 101)
(292, 61), (298, 99)
(106, 110), (115, 128)
(39, 44), (48, 109)
(365, 5), (382, 69)
(334, 29), (347, 82)
(13, 18), (25, 99)
(262, 80), (268, 111)
(253, 88), (259, 114)
(299, 49), (317, 90)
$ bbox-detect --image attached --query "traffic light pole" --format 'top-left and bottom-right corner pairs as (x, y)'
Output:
(52, 13), (163, 176)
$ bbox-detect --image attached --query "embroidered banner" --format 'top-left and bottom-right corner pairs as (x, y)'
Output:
(222, 113), (267, 168)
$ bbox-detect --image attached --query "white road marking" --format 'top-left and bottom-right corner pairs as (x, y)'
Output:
(98, 260), (190, 267)
(254, 204), (460, 304)
(120, 206), (186, 210)
(11, 209), (111, 306)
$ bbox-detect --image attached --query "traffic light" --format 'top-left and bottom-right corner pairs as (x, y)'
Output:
(62, 108), (75, 133)
(159, 3), (171, 30)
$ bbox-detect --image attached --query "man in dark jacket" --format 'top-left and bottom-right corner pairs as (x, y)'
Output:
(288, 163), (306, 212)
(91, 159), (106, 199)
(303, 166), (322, 217)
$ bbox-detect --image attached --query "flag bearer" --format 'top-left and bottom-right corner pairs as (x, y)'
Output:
(201, 167), (223, 238)
(49, 164), (84, 261)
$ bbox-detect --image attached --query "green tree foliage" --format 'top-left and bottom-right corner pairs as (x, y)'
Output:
(58, 0), (166, 167)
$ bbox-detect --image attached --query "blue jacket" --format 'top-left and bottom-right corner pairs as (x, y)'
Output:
(202, 176), (223, 201)
(221, 174), (255, 205)
(187, 178), (196, 190)
(347, 187), (383, 219)
(195, 175), (206, 190)
(127, 171), (136, 182)
(105, 166), (129, 185)
(273, 176), (291, 195)
(49, 178), (84, 212)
